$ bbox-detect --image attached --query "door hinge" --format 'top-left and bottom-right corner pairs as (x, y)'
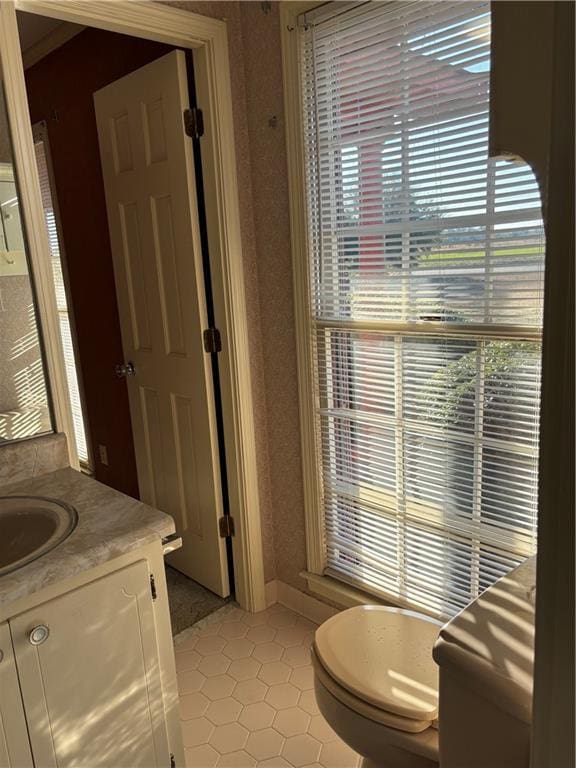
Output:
(170, 754), (176, 768)
(150, 574), (157, 601)
(183, 107), (204, 139)
(203, 327), (222, 354)
(219, 515), (235, 538)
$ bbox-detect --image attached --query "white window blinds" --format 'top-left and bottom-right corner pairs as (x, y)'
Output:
(300, 1), (544, 616)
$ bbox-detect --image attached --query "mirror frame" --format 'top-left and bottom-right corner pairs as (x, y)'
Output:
(0, 4), (76, 460)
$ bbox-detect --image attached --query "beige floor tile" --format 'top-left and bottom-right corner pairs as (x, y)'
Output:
(318, 741), (360, 768)
(176, 633), (200, 653)
(265, 683), (300, 710)
(273, 707), (311, 738)
(206, 697), (243, 726)
(220, 621), (250, 639)
(185, 743), (219, 768)
(282, 734), (322, 768)
(258, 661), (291, 686)
(241, 611), (269, 627)
(257, 757), (291, 768)
(308, 715), (338, 744)
(267, 610), (298, 629)
(281, 645), (311, 669)
(180, 692), (210, 720)
(199, 654), (232, 678)
(181, 717), (214, 748)
(176, 650), (202, 673)
(196, 636), (227, 656)
(228, 657), (262, 682)
(217, 750), (257, 767)
(210, 723), (250, 754)
(245, 728), (285, 761)
(246, 625), (277, 645)
(275, 626), (309, 648)
(176, 604), (362, 768)
(253, 642), (284, 664)
(233, 678), (268, 705)
(224, 638), (256, 660)
(178, 669), (207, 695)
(197, 622), (224, 637)
(289, 666), (314, 692)
(298, 690), (320, 716)
(239, 702), (276, 730)
(203, 674), (236, 701)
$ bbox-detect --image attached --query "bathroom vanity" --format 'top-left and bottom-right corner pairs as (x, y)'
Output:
(0, 435), (185, 768)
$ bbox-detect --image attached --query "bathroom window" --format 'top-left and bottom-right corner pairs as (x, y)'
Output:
(298, 1), (545, 616)
(33, 129), (90, 467)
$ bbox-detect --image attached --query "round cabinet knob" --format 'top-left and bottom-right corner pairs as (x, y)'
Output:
(29, 625), (50, 645)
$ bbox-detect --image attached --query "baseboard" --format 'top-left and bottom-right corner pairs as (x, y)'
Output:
(265, 579), (278, 607)
(273, 579), (339, 625)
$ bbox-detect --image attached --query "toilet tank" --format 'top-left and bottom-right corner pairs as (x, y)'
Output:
(433, 557), (536, 768)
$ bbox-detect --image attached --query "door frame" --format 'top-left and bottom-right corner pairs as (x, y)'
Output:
(0, 0), (267, 612)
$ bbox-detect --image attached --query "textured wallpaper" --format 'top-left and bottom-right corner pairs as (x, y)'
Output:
(239, 3), (308, 590)
(0, 88), (11, 164)
(167, 1), (307, 590)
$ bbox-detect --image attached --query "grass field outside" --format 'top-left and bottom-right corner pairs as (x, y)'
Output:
(420, 245), (542, 262)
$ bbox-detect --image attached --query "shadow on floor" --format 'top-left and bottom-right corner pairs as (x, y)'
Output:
(165, 566), (230, 636)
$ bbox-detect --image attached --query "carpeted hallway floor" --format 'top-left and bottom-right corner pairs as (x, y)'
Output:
(165, 565), (230, 636)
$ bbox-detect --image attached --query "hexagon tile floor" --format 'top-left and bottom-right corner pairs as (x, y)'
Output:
(173, 603), (362, 768)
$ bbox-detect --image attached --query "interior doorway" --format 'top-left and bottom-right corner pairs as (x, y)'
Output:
(3, 0), (266, 615)
(17, 13), (233, 631)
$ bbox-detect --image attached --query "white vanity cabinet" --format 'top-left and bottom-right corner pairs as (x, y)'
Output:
(0, 551), (182, 768)
(0, 622), (34, 768)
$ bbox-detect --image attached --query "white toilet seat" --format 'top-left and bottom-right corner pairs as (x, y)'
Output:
(312, 645), (433, 733)
(313, 606), (442, 731)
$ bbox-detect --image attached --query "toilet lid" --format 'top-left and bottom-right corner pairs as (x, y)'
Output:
(314, 605), (441, 721)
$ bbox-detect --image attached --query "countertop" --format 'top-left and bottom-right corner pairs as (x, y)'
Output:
(433, 556), (536, 722)
(0, 467), (175, 609)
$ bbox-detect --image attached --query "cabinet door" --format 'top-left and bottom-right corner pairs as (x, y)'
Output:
(0, 622), (34, 768)
(10, 561), (170, 768)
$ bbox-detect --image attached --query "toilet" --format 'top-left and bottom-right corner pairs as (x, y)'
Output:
(311, 559), (536, 768)
(311, 605), (443, 768)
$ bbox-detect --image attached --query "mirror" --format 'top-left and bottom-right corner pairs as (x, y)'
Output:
(0, 82), (53, 443)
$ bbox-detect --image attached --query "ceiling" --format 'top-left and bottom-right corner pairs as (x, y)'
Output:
(17, 12), (81, 54)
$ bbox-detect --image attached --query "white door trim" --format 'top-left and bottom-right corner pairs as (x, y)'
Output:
(1, 0), (266, 612)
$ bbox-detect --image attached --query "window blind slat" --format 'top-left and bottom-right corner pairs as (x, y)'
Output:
(301, 0), (544, 617)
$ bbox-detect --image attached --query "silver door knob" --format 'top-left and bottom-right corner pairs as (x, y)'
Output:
(115, 361), (136, 378)
(29, 625), (49, 645)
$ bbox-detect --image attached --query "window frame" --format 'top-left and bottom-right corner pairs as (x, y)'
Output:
(281, 1), (328, 585)
(280, 0), (542, 613)
(282, 1), (380, 609)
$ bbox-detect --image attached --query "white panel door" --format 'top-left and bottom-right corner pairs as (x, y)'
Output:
(94, 51), (229, 596)
(10, 562), (169, 768)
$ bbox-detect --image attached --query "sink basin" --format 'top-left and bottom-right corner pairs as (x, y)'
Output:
(0, 496), (78, 577)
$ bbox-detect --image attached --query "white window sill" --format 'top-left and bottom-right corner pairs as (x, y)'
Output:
(302, 570), (396, 610)
(302, 570), (445, 622)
